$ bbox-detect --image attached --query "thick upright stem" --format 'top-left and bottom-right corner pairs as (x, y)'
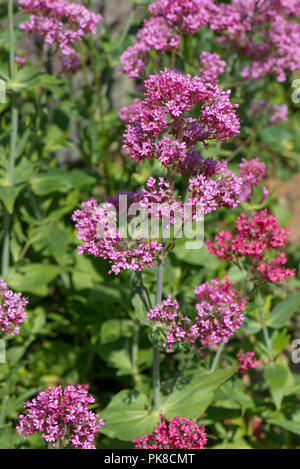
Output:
(153, 257), (165, 411)
(258, 290), (272, 359)
(2, 0), (18, 278)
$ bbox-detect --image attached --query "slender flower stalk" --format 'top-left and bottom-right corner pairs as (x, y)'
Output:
(88, 38), (114, 195)
(153, 256), (165, 411)
(257, 290), (272, 359)
(2, 0), (18, 278)
(210, 342), (225, 373)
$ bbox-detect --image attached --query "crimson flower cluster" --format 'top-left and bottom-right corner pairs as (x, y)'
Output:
(237, 350), (258, 376)
(206, 209), (295, 284)
(134, 415), (207, 449)
(17, 385), (104, 449)
(18, 0), (102, 72)
(0, 280), (28, 337)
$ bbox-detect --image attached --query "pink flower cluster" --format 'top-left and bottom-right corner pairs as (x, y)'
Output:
(206, 210), (295, 284)
(146, 278), (245, 351)
(141, 162), (241, 225)
(187, 158), (242, 216)
(238, 158), (266, 202)
(19, 0), (102, 71)
(209, 1), (300, 82)
(0, 280), (28, 337)
(146, 295), (200, 352)
(194, 277), (246, 347)
(199, 51), (226, 81)
(121, 68), (240, 165)
(149, 0), (212, 34)
(237, 350), (258, 376)
(134, 415), (207, 449)
(17, 384), (104, 449)
(72, 198), (162, 275)
(250, 100), (288, 126)
(119, 0), (214, 78)
(119, 17), (180, 78)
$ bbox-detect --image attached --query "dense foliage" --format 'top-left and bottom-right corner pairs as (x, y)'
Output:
(0, 0), (300, 450)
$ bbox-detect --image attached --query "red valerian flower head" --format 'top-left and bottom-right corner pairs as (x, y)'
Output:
(206, 210), (295, 284)
(134, 415), (207, 449)
(17, 384), (105, 449)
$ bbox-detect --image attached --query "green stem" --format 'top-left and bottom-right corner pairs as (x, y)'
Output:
(257, 290), (272, 359)
(210, 342), (225, 373)
(153, 257), (165, 411)
(2, 0), (18, 278)
(89, 38), (114, 195)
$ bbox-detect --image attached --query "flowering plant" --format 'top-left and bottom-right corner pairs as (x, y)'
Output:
(0, 0), (299, 451)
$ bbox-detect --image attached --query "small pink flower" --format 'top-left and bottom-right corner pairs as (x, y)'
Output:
(237, 349), (258, 375)
(0, 280), (28, 337)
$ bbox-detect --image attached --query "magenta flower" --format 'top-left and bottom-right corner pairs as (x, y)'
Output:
(250, 100), (288, 126)
(269, 105), (288, 125)
(0, 280), (28, 337)
(238, 158), (266, 202)
(72, 198), (162, 275)
(119, 17), (180, 79)
(187, 158), (242, 216)
(194, 277), (246, 347)
(121, 69), (240, 166)
(134, 415), (207, 449)
(17, 384), (105, 449)
(237, 350), (258, 376)
(149, 0), (212, 34)
(199, 51), (226, 81)
(146, 295), (200, 352)
(19, 0), (102, 66)
(210, 0), (300, 82)
(206, 209), (295, 285)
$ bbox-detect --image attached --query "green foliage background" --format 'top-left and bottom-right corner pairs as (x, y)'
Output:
(0, 0), (299, 449)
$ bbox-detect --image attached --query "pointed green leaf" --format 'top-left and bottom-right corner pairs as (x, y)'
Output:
(100, 390), (160, 441)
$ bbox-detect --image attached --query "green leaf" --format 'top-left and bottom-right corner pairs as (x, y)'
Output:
(212, 439), (252, 449)
(100, 319), (134, 344)
(7, 263), (60, 295)
(100, 390), (160, 441)
(263, 361), (294, 410)
(31, 168), (96, 196)
(268, 294), (300, 329)
(268, 419), (300, 436)
(0, 184), (25, 213)
(214, 379), (254, 412)
(161, 367), (236, 419)
(174, 242), (218, 269)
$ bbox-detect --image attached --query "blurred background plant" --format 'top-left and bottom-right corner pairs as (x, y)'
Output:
(0, 0), (299, 450)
